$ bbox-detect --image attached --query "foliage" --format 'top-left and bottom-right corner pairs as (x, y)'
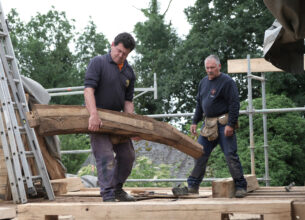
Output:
(7, 9), (109, 173)
(7, 7), (109, 105)
(266, 72), (305, 111)
(77, 164), (97, 177)
(174, 0), (274, 114)
(75, 19), (109, 75)
(125, 156), (174, 187)
(77, 156), (174, 187)
(203, 94), (305, 186)
(133, 0), (181, 118)
(59, 134), (91, 174)
(8, 8), (77, 90)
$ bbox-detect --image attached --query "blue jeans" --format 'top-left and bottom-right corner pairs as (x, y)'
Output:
(187, 123), (247, 189)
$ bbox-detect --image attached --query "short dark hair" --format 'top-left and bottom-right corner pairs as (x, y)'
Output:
(114, 32), (136, 51)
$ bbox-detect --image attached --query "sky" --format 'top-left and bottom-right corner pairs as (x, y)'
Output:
(1, 0), (196, 43)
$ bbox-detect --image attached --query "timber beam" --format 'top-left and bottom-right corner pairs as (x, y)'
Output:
(0, 207), (16, 219)
(26, 104), (203, 159)
(16, 199), (293, 220)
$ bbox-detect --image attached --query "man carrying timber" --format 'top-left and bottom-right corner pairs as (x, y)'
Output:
(84, 32), (136, 202)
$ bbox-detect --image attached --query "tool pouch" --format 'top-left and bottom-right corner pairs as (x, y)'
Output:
(109, 135), (129, 145)
(217, 113), (239, 129)
(218, 113), (228, 125)
(200, 117), (218, 141)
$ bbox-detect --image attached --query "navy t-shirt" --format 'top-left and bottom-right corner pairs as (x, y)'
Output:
(192, 73), (240, 127)
(84, 53), (135, 112)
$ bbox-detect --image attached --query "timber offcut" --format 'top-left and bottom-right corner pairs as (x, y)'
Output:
(26, 104), (203, 159)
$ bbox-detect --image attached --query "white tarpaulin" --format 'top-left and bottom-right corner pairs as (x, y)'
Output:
(263, 0), (305, 74)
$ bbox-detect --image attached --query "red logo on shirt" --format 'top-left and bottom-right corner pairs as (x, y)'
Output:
(211, 89), (216, 95)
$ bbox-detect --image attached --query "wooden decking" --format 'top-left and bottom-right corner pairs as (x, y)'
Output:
(1, 186), (304, 220)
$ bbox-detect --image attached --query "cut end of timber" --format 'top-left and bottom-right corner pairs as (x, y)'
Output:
(51, 177), (84, 196)
(212, 174), (259, 198)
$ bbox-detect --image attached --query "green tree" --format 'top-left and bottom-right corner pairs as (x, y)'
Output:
(175, 0), (274, 117)
(203, 94), (305, 186)
(133, 0), (181, 117)
(7, 8), (109, 174)
(60, 134), (91, 174)
(77, 156), (174, 187)
(266, 72), (305, 111)
(8, 8), (77, 91)
(75, 19), (109, 76)
(124, 156), (174, 187)
(7, 7), (109, 105)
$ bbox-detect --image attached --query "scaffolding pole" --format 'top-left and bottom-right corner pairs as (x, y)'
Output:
(46, 73), (158, 100)
(247, 55), (256, 175)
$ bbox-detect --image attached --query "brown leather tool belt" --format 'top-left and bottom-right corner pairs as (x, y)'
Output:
(200, 113), (228, 141)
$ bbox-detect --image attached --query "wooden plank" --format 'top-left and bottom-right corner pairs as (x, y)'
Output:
(26, 104), (204, 159)
(248, 191), (305, 195)
(255, 186), (305, 192)
(229, 213), (262, 220)
(51, 181), (68, 196)
(0, 110), (10, 201)
(0, 147), (10, 201)
(64, 189), (212, 199)
(227, 57), (305, 73)
(0, 148), (7, 186)
(292, 201), (305, 220)
(0, 207), (16, 219)
(16, 199), (291, 220)
(212, 174), (259, 198)
(34, 128), (66, 180)
(50, 177), (84, 192)
(246, 195), (305, 198)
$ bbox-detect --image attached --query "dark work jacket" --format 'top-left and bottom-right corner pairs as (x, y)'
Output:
(192, 73), (239, 127)
(84, 53), (135, 112)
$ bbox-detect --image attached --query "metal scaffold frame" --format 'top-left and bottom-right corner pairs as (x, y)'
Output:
(229, 54), (305, 186)
(46, 73), (158, 100)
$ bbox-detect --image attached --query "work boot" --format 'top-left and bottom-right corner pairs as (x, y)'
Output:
(103, 198), (116, 202)
(235, 188), (247, 198)
(172, 186), (188, 196)
(188, 186), (199, 194)
(115, 189), (136, 202)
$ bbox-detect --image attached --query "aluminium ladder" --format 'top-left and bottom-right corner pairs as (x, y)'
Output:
(0, 1), (54, 203)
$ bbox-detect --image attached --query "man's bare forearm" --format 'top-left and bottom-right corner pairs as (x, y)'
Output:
(84, 87), (102, 131)
(84, 88), (98, 115)
(124, 101), (134, 113)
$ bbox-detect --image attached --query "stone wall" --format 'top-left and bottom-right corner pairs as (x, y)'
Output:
(81, 140), (196, 179)
(133, 140), (195, 179)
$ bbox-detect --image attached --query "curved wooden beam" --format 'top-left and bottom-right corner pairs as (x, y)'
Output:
(26, 104), (204, 159)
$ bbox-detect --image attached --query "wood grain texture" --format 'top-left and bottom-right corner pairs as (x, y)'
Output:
(227, 57), (305, 73)
(212, 174), (259, 198)
(27, 104), (204, 159)
(16, 199), (292, 220)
